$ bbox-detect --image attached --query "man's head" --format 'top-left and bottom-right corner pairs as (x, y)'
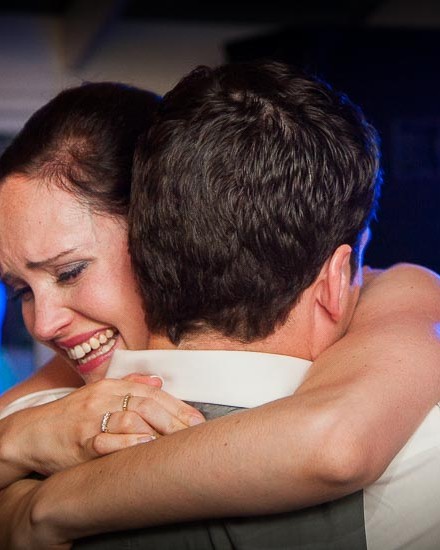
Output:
(130, 61), (381, 353)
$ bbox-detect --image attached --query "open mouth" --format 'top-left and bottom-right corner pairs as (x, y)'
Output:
(65, 329), (118, 365)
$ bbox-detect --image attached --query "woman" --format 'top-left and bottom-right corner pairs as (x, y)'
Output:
(0, 80), (439, 546)
(0, 82), (206, 488)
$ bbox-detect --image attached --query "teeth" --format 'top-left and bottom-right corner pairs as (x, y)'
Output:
(64, 330), (118, 364)
(74, 345), (86, 359)
(90, 337), (100, 350)
(82, 342), (91, 354)
(77, 338), (117, 365)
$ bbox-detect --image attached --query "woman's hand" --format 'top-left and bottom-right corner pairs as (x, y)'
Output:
(0, 377), (205, 485)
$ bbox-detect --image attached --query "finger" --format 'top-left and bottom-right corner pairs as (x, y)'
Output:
(103, 410), (158, 435)
(119, 384), (206, 428)
(128, 390), (205, 434)
(88, 433), (157, 456)
(93, 379), (206, 427)
(122, 373), (164, 387)
(126, 395), (200, 435)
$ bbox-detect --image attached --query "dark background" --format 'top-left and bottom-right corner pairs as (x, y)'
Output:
(226, 26), (440, 272)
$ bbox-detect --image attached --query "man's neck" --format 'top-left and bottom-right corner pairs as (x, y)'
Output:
(148, 312), (313, 361)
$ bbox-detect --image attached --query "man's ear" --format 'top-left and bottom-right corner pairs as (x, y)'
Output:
(317, 244), (353, 322)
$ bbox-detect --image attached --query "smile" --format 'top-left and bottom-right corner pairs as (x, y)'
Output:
(65, 329), (118, 365)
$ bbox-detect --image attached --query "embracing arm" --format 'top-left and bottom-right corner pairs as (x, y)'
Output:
(17, 263), (440, 543)
(0, 355), (84, 488)
(0, 375), (205, 490)
(0, 354), (83, 487)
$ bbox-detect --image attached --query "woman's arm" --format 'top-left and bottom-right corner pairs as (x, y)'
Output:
(0, 354), (84, 489)
(0, 355), (85, 488)
(0, 355), (84, 411)
(11, 263), (440, 544)
(0, 376), (205, 489)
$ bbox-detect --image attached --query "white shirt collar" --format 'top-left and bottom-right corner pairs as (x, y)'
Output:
(107, 349), (311, 408)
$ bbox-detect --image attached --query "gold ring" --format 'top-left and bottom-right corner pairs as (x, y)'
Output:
(101, 411), (112, 433)
(122, 393), (132, 412)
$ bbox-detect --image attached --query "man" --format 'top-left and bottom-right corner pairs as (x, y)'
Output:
(3, 61), (440, 548)
(124, 60), (440, 548)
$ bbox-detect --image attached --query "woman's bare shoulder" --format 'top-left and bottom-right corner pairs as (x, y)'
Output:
(0, 355), (83, 411)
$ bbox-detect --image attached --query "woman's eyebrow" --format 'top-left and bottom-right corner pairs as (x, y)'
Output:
(25, 248), (78, 270)
(0, 248), (80, 283)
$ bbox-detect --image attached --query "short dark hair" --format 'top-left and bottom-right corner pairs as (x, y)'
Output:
(130, 61), (382, 344)
(0, 82), (160, 218)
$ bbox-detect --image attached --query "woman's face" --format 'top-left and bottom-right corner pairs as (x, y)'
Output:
(0, 175), (150, 383)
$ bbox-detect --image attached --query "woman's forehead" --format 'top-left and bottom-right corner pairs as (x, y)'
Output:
(0, 175), (89, 228)
(0, 175), (125, 267)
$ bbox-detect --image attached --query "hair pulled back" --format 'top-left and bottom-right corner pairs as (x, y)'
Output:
(0, 82), (160, 218)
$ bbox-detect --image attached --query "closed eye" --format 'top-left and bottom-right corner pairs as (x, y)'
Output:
(6, 284), (32, 302)
(57, 262), (88, 284)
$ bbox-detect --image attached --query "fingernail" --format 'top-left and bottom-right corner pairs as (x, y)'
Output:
(149, 375), (164, 386)
(189, 415), (205, 426)
(137, 435), (157, 444)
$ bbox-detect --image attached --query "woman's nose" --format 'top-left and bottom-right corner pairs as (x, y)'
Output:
(25, 293), (74, 342)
